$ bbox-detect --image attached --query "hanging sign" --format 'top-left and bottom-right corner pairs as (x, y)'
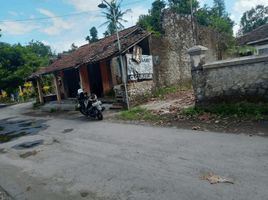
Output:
(126, 54), (153, 81)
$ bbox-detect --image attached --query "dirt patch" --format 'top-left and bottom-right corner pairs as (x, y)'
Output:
(115, 89), (268, 136)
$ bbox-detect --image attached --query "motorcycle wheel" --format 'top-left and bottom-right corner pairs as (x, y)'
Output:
(96, 111), (103, 120)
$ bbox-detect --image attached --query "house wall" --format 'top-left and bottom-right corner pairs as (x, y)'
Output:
(150, 10), (218, 88)
(189, 46), (268, 105)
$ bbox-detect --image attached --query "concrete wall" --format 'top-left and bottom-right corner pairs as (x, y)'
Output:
(189, 46), (268, 105)
(150, 10), (218, 88)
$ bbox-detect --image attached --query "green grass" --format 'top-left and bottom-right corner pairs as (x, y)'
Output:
(183, 102), (268, 120)
(151, 83), (192, 100)
(118, 107), (160, 121)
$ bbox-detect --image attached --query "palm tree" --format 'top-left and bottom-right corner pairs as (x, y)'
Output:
(101, 0), (130, 36)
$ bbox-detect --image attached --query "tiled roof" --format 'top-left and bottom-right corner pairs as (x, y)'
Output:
(32, 26), (150, 77)
(237, 23), (268, 45)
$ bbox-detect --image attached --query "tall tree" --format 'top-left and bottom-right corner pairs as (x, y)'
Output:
(212, 0), (225, 17)
(138, 0), (166, 34)
(239, 5), (268, 35)
(0, 41), (52, 93)
(85, 27), (99, 43)
(101, 0), (130, 36)
(168, 0), (199, 15)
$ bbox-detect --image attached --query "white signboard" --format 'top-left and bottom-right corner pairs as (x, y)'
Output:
(126, 54), (153, 81)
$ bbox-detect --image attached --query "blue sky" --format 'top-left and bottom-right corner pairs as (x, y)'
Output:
(0, 0), (266, 52)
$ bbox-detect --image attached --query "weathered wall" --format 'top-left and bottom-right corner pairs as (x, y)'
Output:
(150, 10), (218, 88)
(189, 46), (268, 105)
(127, 81), (154, 104)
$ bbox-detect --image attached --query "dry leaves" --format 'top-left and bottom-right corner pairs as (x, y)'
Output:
(200, 172), (234, 184)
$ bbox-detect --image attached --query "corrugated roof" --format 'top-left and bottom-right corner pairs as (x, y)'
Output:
(237, 23), (268, 46)
(31, 26), (150, 77)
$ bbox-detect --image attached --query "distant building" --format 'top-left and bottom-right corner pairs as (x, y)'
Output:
(237, 24), (268, 55)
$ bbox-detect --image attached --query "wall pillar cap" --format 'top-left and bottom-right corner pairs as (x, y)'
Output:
(188, 45), (208, 56)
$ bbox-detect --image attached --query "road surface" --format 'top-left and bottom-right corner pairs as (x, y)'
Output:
(0, 103), (267, 200)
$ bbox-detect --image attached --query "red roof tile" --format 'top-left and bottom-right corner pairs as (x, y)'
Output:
(32, 26), (150, 77)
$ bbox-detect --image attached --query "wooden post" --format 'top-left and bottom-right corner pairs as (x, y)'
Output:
(36, 78), (44, 104)
(79, 67), (83, 89)
(59, 71), (68, 99)
(53, 73), (62, 103)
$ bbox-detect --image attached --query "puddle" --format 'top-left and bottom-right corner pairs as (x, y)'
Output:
(13, 140), (44, 150)
(0, 118), (48, 143)
(62, 128), (74, 133)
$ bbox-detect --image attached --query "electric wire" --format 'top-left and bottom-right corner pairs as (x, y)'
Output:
(0, 0), (147, 23)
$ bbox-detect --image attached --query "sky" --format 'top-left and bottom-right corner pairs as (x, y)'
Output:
(0, 0), (268, 53)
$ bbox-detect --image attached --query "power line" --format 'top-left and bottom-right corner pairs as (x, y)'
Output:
(0, 11), (99, 23)
(0, 0), (147, 23)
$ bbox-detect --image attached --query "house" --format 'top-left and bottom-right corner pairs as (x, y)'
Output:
(30, 26), (153, 106)
(237, 23), (268, 55)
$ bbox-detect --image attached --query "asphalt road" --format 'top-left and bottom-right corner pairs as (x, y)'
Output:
(0, 103), (268, 200)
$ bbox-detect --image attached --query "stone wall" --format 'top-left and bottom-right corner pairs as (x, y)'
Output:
(150, 10), (218, 88)
(127, 81), (154, 104)
(189, 46), (268, 105)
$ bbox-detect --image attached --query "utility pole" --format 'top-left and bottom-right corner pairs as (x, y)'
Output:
(98, 0), (130, 110)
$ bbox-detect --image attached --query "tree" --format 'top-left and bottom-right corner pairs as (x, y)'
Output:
(168, 0), (199, 15)
(239, 5), (268, 34)
(85, 27), (99, 43)
(0, 41), (52, 93)
(101, 0), (130, 36)
(212, 0), (225, 17)
(0, 28), (2, 38)
(137, 0), (166, 34)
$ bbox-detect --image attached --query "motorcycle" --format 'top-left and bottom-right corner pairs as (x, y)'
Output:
(77, 89), (105, 120)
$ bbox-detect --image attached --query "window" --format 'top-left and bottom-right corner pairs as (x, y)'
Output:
(258, 48), (268, 55)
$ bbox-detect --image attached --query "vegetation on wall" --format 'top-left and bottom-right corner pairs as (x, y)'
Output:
(138, 0), (166, 35)
(138, 0), (234, 59)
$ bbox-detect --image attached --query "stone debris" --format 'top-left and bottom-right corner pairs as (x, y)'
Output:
(192, 126), (201, 131)
(200, 172), (234, 184)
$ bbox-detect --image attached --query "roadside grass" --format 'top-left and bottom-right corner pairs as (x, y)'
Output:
(183, 102), (268, 120)
(118, 107), (161, 121)
(152, 83), (192, 99)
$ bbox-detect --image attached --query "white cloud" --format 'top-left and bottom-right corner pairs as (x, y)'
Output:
(123, 6), (148, 27)
(65, 0), (100, 12)
(37, 8), (74, 35)
(232, 0), (268, 34)
(0, 21), (39, 35)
